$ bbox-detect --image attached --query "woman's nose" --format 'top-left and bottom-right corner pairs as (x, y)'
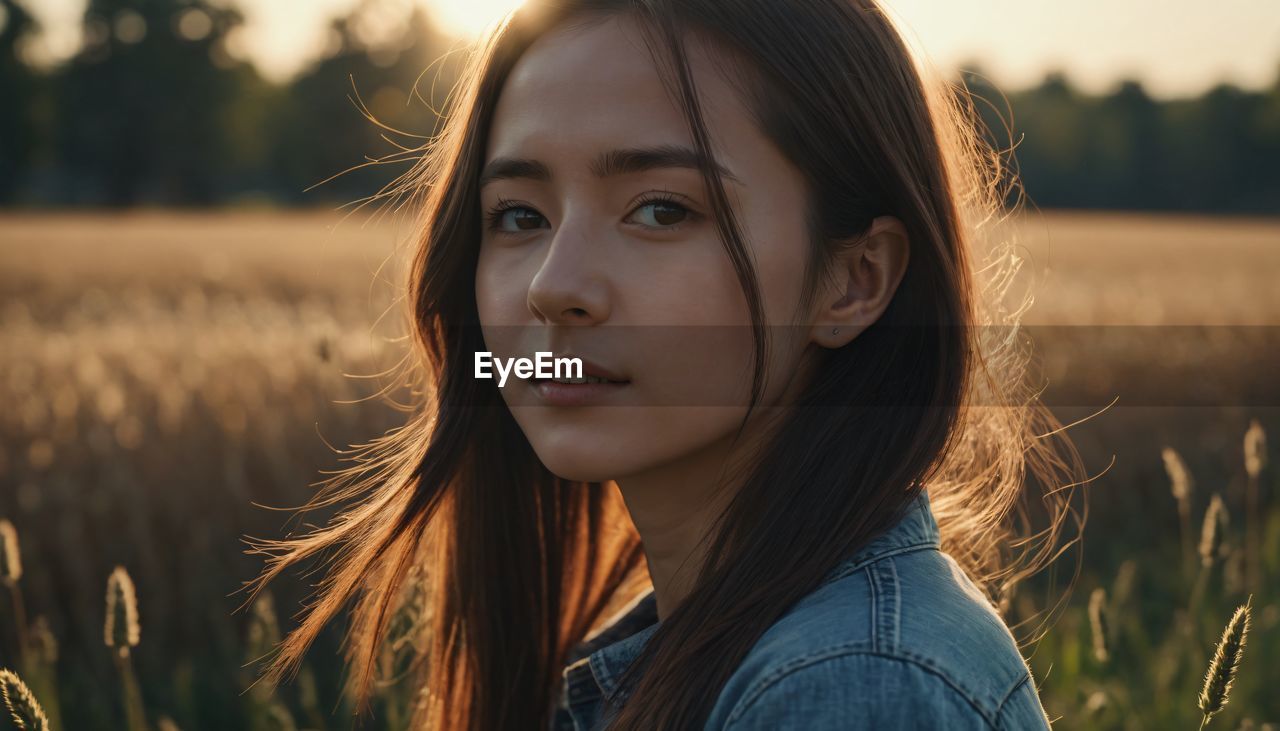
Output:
(526, 218), (612, 325)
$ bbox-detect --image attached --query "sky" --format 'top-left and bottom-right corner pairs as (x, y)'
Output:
(18, 0), (1280, 98)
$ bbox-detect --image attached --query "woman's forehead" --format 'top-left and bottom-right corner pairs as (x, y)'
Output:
(485, 14), (752, 170)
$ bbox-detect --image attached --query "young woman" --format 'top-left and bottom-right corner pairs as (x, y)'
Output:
(247, 0), (1085, 728)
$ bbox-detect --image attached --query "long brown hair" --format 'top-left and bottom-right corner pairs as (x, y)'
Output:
(243, 0), (1087, 728)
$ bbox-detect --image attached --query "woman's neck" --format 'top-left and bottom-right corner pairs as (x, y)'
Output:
(613, 408), (788, 622)
(612, 356), (819, 621)
(614, 433), (738, 622)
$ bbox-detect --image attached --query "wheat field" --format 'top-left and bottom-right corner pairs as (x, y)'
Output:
(0, 209), (1277, 730)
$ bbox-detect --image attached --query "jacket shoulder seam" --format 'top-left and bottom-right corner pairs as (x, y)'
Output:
(826, 542), (939, 584)
(993, 672), (1041, 726)
(724, 646), (1001, 728)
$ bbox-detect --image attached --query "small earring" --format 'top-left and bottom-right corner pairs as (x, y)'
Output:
(831, 327), (839, 335)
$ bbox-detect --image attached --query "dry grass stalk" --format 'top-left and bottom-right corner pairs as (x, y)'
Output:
(1084, 690), (1108, 716)
(0, 668), (50, 731)
(1198, 596), (1253, 729)
(1110, 559), (1138, 609)
(0, 520), (20, 585)
(28, 617), (57, 666)
(247, 590), (282, 662)
(1088, 587), (1109, 663)
(1165, 447), (1193, 502)
(0, 520), (31, 667)
(1164, 447), (1196, 577)
(104, 565), (140, 656)
(1199, 494), (1226, 568)
(1244, 420), (1266, 479)
(265, 701), (299, 731)
(1186, 494), (1230, 658)
(104, 566), (147, 731)
(1243, 420), (1266, 593)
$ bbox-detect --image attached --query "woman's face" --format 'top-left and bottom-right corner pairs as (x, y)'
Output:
(476, 14), (821, 482)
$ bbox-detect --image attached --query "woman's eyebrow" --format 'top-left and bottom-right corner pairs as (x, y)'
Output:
(479, 158), (551, 187)
(593, 146), (742, 183)
(479, 145), (741, 188)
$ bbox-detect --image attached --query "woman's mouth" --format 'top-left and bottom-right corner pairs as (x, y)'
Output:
(543, 375), (617, 384)
(530, 375), (630, 405)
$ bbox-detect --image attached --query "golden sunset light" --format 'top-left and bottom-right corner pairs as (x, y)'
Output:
(428, 0), (528, 37)
(2, 0), (1279, 728)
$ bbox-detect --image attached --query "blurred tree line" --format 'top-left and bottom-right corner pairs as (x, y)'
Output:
(0, 0), (456, 207)
(1, 0), (1278, 213)
(960, 65), (1280, 214)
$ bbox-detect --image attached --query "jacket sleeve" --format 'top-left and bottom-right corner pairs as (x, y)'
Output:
(719, 652), (1009, 731)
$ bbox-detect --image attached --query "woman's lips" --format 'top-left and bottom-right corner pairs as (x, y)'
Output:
(572, 356), (627, 382)
(530, 377), (630, 406)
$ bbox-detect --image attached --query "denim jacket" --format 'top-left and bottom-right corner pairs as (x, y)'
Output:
(549, 489), (1054, 730)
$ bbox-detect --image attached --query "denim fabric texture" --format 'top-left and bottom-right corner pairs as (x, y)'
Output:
(549, 489), (1054, 730)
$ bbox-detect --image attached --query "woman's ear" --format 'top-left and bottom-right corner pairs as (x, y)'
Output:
(809, 216), (910, 348)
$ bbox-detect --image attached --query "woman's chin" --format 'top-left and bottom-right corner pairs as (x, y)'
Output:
(530, 448), (631, 483)
(522, 430), (648, 483)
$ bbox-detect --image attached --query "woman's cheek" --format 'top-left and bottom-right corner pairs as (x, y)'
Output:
(474, 249), (530, 326)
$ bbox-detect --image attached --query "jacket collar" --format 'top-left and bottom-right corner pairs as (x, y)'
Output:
(561, 489), (941, 707)
(817, 487), (942, 586)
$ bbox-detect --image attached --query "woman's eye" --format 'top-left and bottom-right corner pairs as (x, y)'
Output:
(494, 207), (547, 232)
(629, 200), (690, 228)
